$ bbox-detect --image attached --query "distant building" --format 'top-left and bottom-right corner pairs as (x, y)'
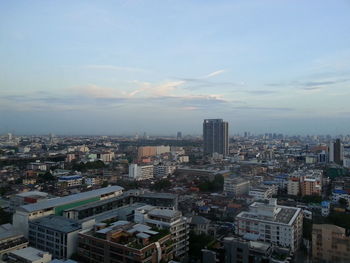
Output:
(321, 201), (330, 217)
(58, 175), (83, 188)
(312, 224), (350, 263)
(177, 131), (182, 140)
(224, 177), (250, 197)
(249, 185), (276, 201)
(287, 177), (300, 196)
(329, 139), (344, 165)
(203, 119), (229, 156)
(9, 191), (49, 213)
(128, 164), (154, 180)
(235, 199), (303, 252)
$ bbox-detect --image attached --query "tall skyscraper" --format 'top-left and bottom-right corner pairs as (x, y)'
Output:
(329, 139), (343, 165)
(177, 131), (182, 140)
(203, 119), (229, 155)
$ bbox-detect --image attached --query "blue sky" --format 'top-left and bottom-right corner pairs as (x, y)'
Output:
(1, 0), (350, 135)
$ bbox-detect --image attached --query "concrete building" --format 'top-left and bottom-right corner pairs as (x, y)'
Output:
(312, 224), (350, 263)
(58, 175), (83, 188)
(128, 164), (154, 181)
(28, 215), (82, 259)
(137, 146), (157, 159)
(13, 186), (124, 238)
(153, 165), (176, 178)
(189, 215), (211, 235)
(134, 205), (189, 259)
(300, 176), (322, 196)
(236, 199), (303, 252)
(203, 119), (229, 156)
(249, 185), (276, 201)
(287, 177), (300, 196)
(78, 221), (174, 263)
(0, 224), (28, 261)
(7, 247), (52, 263)
(9, 191), (49, 213)
(224, 177), (250, 197)
(329, 139), (344, 165)
(321, 201), (330, 217)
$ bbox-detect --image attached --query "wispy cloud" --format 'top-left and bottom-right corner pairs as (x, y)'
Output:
(203, 69), (226, 78)
(84, 64), (147, 72)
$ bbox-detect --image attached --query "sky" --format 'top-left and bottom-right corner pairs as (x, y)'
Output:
(1, 0), (350, 136)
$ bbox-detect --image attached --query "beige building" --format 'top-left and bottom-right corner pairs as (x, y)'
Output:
(312, 224), (350, 263)
(287, 177), (300, 196)
(138, 146), (157, 159)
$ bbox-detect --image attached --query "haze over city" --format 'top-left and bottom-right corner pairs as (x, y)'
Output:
(1, 0), (350, 135)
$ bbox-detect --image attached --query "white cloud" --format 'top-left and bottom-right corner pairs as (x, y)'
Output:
(203, 69), (226, 78)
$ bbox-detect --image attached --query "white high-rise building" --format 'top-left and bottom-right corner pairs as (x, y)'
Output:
(128, 164), (154, 180)
(236, 199), (303, 252)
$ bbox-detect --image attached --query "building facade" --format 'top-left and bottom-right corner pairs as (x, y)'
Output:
(235, 199), (303, 252)
(203, 119), (229, 156)
(312, 224), (350, 263)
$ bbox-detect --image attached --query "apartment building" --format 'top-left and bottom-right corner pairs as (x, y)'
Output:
(249, 185), (276, 201)
(235, 199), (303, 252)
(77, 221), (174, 263)
(58, 175), (83, 188)
(28, 215), (82, 259)
(224, 177), (250, 197)
(287, 177), (300, 196)
(134, 205), (189, 259)
(128, 164), (154, 181)
(312, 224), (350, 263)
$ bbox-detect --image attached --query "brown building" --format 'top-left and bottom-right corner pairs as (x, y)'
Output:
(137, 146), (157, 159)
(78, 221), (174, 263)
(312, 224), (350, 263)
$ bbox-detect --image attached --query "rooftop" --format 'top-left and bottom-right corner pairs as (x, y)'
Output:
(30, 215), (81, 233)
(10, 247), (51, 261)
(18, 186), (124, 213)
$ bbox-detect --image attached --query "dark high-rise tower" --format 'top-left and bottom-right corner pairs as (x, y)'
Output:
(203, 119), (229, 155)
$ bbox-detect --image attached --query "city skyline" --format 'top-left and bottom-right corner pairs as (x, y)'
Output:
(1, 1), (350, 135)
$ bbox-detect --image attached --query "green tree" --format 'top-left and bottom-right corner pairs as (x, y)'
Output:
(151, 179), (172, 191)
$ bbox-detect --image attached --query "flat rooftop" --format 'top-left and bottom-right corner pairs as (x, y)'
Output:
(18, 186), (124, 213)
(30, 215), (81, 233)
(10, 247), (50, 261)
(15, 191), (48, 198)
(237, 203), (301, 225)
(140, 192), (177, 200)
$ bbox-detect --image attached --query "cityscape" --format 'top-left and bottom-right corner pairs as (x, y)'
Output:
(1, 1), (350, 263)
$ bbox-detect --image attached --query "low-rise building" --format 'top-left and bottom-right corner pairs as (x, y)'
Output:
(134, 205), (189, 259)
(7, 246), (52, 263)
(78, 221), (174, 263)
(9, 191), (49, 213)
(224, 177), (250, 197)
(0, 224), (28, 260)
(13, 186), (124, 238)
(58, 175), (83, 188)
